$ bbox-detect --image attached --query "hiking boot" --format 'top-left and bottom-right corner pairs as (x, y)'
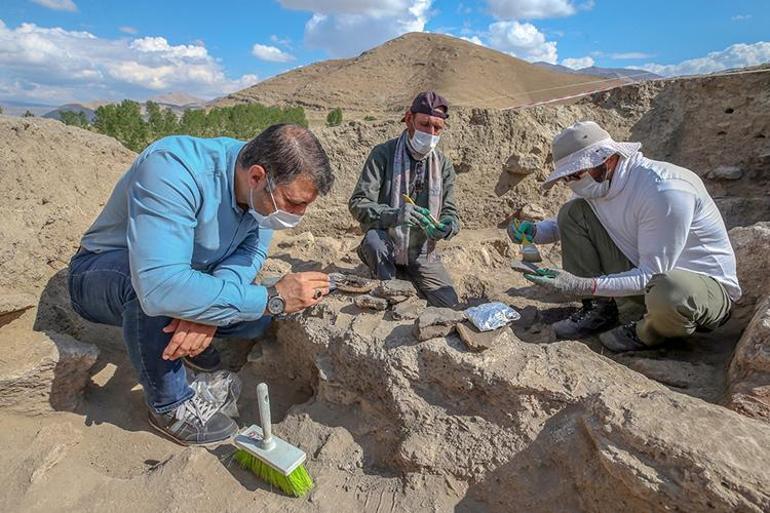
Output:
(147, 392), (237, 446)
(183, 346), (222, 372)
(553, 299), (619, 340)
(599, 322), (650, 352)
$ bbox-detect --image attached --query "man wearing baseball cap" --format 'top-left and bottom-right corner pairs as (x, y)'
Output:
(509, 121), (740, 351)
(348, 91), (460, 307)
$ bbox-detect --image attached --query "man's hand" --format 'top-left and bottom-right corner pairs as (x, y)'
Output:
(162, 318), (217, 361)
(398, 203), (431, 228)
(524, 268), (596, 299)
(274, 272), (330, 314)
(422, 216), (453, 240)
(507, 220), (537, 244)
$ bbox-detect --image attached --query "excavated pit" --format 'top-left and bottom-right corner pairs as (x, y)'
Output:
(1, 70), (769, 512)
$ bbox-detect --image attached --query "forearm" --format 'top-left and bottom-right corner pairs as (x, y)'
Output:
(534, 218), (560, 244)
(594, 268), (652, 297)
(349, 197), (398, 229)
(211, 229), (272, 285)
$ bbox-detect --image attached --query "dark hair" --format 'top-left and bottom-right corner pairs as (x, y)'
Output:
(239, 124), (334, 195)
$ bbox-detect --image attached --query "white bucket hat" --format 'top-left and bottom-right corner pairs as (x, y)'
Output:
(543, 121), (642, 189)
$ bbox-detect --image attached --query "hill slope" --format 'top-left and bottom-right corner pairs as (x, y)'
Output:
(215, 32), (622, 116)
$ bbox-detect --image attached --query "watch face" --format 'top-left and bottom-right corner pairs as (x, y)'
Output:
(268, 296), (285, 314)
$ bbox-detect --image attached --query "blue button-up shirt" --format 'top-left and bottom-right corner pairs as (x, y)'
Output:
(80, 135), (272, 325)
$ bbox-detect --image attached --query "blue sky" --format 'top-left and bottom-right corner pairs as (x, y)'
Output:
(1, 0), (768, 105)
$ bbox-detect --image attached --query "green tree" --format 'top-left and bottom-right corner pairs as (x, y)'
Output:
(0, 105), (4, 115)
(59, 110), (89, 128)
(326, 107), (343, 127)
(23, 110), (35, 117)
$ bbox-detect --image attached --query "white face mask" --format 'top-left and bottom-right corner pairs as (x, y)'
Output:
(409, 129), (440, 155)
(248, 177), (302, 230)
(568, 172), (611, 199)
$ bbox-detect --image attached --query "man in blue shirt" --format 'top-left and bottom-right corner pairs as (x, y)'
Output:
(68, 124), (334, 445)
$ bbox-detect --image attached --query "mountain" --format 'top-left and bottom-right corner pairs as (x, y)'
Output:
(0, 99), (58, 117)
(214, 32), (624, 115)
(534, 62), (661, 83)
(43, 103), (106, 122)
(148, 91), (206, 108)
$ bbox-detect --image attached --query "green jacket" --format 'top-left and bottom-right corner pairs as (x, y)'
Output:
(348, 137), (460, 251)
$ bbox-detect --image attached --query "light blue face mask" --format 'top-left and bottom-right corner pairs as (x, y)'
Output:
(410, 129), (440, 155)
(568, 173), (611, 199)
(248, 176), (302, 230)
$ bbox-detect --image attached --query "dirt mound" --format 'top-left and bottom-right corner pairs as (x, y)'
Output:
(215, 32), (620, 119)
(0, 116), (136, 294)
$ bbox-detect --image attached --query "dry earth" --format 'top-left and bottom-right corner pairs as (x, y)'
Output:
(1, 68), (769, 513)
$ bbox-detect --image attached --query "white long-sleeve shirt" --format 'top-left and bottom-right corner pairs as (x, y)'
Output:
(535, 153), (741, 300)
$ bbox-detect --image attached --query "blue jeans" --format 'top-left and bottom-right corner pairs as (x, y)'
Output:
(68, 249), (271, 414)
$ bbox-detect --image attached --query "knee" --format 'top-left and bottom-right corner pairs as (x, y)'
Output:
(557, 199), (590, 231)
(362, 230), (392, 256)
(645, 272), (690, 318)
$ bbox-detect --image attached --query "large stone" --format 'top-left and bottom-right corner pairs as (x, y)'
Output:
(456, 322), (513, 352)
(729, 222), (770, 313)
(413, 307), (466, 341)
(0, 312), (98, 415)
(373, 279), (418, 304)
(708, 165), (744, 180)
(726, 295), (770, 421)
(354, 294), (388, 311)
(391, 296), (427, 321)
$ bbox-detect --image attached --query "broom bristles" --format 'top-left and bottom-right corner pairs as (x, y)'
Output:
(233, 448), (314, 497)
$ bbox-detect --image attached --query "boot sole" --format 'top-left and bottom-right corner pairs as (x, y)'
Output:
(147, 412), (235, 447)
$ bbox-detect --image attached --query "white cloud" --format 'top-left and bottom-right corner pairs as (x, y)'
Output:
(119, 26), (138, 35)
(251, 43), (295, 62)
(460, 35), (484, 46)
(0, 20), (258, 103)
(30, 0), (77, 12)
(296, 0), (432, 57)
(732, 14), (752, 21)
(636, 41), (770, 77)
(486, 0), (578, 19)
(487, 20), (558, 63)
(561, 56), (593, 69)
(609, 51), (653, 60)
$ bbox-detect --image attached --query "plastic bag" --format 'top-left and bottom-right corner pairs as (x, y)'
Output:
(464, 302), (521, 332)
(187, 369), (242, 419)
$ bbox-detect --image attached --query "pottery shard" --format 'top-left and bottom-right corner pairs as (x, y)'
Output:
(373, 279), (418, 304)
(0, 315), (99, 415)
(354, 294), (389, 311)
(391, 297), (427, 321)
(414, 307), (466, 341)
(456, 322), (512, 352)
(330, 273), (378, 294)
(726, 295), (770, 422)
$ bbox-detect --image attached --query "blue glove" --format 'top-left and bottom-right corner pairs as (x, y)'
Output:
(507, 220), (536, 244)
(424, 217), (454, 241)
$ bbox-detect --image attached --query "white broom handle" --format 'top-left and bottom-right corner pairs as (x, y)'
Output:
(257, 383), (275, 449)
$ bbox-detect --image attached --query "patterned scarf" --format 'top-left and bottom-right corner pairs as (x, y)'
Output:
(388, 130), (443, 265)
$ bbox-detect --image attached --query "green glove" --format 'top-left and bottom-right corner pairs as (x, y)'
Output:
(397, 204), (431, 228)
(523, 268), (596, 299)
(508, 220), (536, 244)
(424, 217), (454, 241)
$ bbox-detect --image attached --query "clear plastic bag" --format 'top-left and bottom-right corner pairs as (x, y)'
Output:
(464, 302), (521, 332)
(187, 369), (242, 419)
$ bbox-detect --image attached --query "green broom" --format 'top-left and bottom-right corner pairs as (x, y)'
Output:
(233, 383), (314, 497)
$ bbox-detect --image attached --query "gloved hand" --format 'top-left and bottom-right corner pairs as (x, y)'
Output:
(398, 203), (431, 228)
(524, 268), (596, 299)
(423, 217), (454, 240)
(507, 220), (537, 244)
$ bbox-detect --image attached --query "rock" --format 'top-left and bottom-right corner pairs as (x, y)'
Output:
(373, 279), (418, 303)
(503, 153), (541, 176)
(708, 165), (743, 180)
(729, 222), (770, 313)
(726, 295), (770, 421)
(392, 297), (427, 321)
(413, 307), (466, 341)
(0, 289), (36, 328)
(519, 203), (548, 221)
(456, 322), (512, 352)
(625, 357), (711, 389)
(0, 312), (98, 414)
(354, 294), (389, 311)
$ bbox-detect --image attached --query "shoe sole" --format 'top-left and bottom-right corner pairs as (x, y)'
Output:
(147, 412), (235, 447)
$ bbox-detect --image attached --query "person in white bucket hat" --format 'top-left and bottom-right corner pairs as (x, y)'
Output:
(508, 121), (741, 351)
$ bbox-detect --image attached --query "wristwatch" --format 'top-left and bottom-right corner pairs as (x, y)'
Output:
(266, 286), (286, 315)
